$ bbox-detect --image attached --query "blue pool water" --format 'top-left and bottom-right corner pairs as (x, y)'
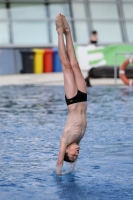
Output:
(0, 85), (133, 200)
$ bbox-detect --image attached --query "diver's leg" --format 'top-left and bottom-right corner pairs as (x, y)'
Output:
(56, 14), (77, 98)
(62, 14), (87, 93)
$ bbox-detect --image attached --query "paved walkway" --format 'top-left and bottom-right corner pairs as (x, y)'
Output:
(0, 72), (124, 86)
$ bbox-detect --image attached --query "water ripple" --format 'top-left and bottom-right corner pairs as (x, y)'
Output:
(0, 85), (133, 200)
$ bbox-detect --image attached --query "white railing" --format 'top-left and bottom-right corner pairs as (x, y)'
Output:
(114, 52), (133, 86)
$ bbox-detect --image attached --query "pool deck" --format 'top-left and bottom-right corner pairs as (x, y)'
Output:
(0, 71), (124, 86)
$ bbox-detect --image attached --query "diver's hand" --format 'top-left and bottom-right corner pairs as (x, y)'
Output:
(56, 164), (62, 175)
(56, 138), (66, 175)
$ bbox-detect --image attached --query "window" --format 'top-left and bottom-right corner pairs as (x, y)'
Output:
(0, 22), (9, 44)
(93, 22), (122, 43)
(0, 3), (7, 19)
(122, 0), (133, 1)
(123, 3), (133, 19)
(74, 22), (89, 44)
(10, 3), (48, 44)
(11, 3), (47, 19)
(12, 22), (49, 44)
(90, 3), (119, 19)
(72, 3), (86, 19)
(126, 22), (133, 42)
(49, 3), (70, 19)
(0, 0), (133, 45)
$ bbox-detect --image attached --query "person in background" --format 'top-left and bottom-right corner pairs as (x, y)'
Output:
(89, 30), (98, 45)
(86, 31), (98, 86)
(85, 68), (96, 87)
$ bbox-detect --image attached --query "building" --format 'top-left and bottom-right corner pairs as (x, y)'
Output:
(0, 0), (133, 75)
(0, 0), (133, 46)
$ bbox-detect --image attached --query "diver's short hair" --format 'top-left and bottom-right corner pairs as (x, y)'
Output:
(64, 153), (74, 163)
(92, 30), (97, 35)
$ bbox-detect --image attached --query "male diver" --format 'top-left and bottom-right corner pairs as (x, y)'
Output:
(55, 14), (87, 175)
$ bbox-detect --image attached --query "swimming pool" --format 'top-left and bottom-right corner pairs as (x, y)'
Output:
(0, 85), (133, 200)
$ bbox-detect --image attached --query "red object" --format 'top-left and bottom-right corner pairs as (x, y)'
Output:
(119, 58), (133, 86)
(43, 49), (54, 73)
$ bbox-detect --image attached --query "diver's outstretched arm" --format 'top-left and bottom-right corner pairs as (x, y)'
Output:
(56, 138), (67, 175)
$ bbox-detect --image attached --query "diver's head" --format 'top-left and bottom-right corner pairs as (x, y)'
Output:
(64, 143), (80, 162)
(92, 30), (97, 35)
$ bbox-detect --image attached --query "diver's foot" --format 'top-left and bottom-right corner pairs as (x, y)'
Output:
(61, 14), (70, 34)
(55, 14), (64, 34)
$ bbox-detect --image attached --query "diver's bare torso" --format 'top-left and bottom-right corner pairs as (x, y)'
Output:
(61, 102), (87, 146)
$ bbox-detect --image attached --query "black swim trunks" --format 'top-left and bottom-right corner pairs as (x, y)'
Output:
(65, 90), (87, 106)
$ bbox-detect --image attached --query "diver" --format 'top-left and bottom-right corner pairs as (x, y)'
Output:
(55, 14), (87, 175)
